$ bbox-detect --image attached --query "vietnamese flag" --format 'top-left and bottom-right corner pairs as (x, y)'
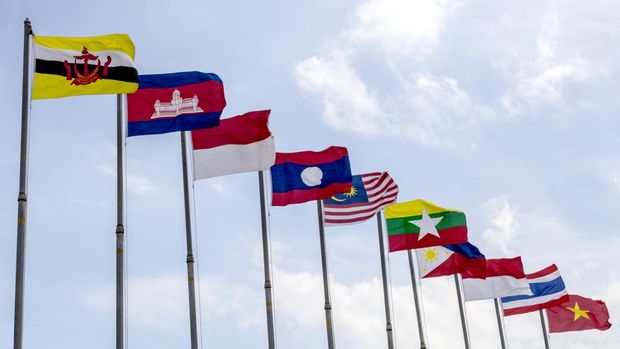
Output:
(547, 294), (612, 333)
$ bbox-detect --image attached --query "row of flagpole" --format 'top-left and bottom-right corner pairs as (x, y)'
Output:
(8, 17), (496, 349)
(10, 17), (477, 349)
(12, 18), (598, 349)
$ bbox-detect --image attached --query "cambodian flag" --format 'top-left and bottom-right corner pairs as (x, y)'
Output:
(501, 264), (569, 316)
(270, 146), (353, 206)
(126, 71), (226, 137)
(416, 242), (486, 278)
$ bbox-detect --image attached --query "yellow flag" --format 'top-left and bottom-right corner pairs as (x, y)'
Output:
(33, 34), (138, 99)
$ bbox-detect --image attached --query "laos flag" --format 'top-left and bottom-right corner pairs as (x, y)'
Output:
(127, 71), (226, 137)
(271, 146), (353, 206)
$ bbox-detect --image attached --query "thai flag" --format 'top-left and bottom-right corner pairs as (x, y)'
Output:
(270, 146), (352, 206)
(501, 264), (569, 316)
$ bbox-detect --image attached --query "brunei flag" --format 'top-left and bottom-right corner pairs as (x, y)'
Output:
(33, 34), (138, 99)
(385, 199), (468, 252)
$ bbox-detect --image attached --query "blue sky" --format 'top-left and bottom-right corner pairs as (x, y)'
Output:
(1, 0), (619, 348)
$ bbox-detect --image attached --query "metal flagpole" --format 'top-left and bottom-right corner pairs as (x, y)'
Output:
(454, 274), (471, 349)
(258, 171), (277, 349)
(494, 298), (508, 349)
(180, 131), (199, 349)
(407, 250), (428, 349)
(316, 200), (336, 349)
(376, 212), (395, 349)
(13, 18), (33, 349)
(116, 94), (126, 349)
(539, 309), (550, 349)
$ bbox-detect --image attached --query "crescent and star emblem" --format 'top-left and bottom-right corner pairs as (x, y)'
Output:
(331, 185), (359, 202)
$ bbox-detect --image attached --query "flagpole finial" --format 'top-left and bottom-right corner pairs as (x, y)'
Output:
(23, 18), (33, 35)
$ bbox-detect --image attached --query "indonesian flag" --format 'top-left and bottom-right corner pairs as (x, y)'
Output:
(191, 110), (275, 179)
(462, 257), (533, 301)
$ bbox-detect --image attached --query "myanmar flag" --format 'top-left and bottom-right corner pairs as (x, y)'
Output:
(33, 34), (138, 99)
(385, 199), (468, 252)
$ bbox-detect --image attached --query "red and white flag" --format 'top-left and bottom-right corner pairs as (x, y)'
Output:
(462, 257), (533, 301)
(191, 110), (275, 179)
(322, 172), (399, 225)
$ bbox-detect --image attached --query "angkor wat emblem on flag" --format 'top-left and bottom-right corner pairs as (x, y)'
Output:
(63, 46), (112, 86)
(151, 89), (204, 119)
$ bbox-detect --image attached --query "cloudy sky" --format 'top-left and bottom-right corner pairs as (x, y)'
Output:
(1, 0), (618, 348)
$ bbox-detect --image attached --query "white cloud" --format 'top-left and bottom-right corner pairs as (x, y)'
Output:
(345, 0), (461, 57)
(295, 52), (385, 136)
(80, 251), (620, 349)
(296, 0), (620, 147)
(501, 12), (592, 114)
(294, 0), (491, 148)
(395, 73), (494, 146)
(481, 195), (518, 256)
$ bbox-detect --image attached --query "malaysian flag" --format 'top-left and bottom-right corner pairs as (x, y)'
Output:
(322, 172), (399, 225)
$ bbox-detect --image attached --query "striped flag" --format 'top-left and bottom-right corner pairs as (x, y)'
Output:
(322, 172), (398, 225)
(501, 264), (569, 316)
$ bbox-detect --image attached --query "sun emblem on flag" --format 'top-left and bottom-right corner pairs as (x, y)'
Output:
(423, 248), (437, 262)
(330, 185), (358, 202)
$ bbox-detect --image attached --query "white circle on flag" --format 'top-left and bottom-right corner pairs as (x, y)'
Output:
(301, 167), (323, 187)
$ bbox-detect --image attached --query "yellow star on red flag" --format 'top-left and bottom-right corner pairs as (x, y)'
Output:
(566, 302), (590, 321)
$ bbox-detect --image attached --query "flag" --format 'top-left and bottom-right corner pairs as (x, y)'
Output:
(416, 242), (486, 278)
(462, 257), (532, 301)
(126, 71), (226, 137)
(547, 294), (612, 333)
(271, 146), (352, 206)
(192, 110), (275, 179)
(33, 34), (138, 99)
(385, 199), (468, 252)
(322, 172), (398, 225)
(501, 264), (569, 316)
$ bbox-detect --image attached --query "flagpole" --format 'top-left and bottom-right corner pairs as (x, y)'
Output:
(406, 250), (428, 349)
(539, 309), (550, 349)
(115, 94), (127, 349)
(454, 274), (471, 349)
(13, 18), (32, 349)
(376, 212), (394, 349)
(258, 171), (277, 349)
(180, 131), (199, 349)
(316, 200), (336, 349)
(494, 298), (508, 349)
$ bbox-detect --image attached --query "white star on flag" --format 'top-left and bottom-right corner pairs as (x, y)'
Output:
(409, 208), (443, 240)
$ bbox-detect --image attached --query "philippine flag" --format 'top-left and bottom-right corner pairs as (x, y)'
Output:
(127, 71), (226, 137)
(501, 264), (569, 316)
(416, 243), (486, 279)
(270, 146), (353, 206)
